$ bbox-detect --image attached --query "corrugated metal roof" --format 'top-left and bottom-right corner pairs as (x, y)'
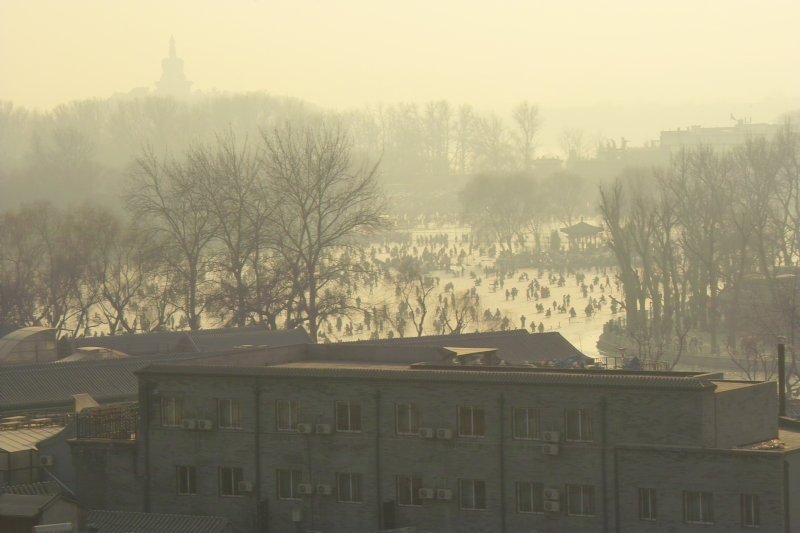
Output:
(0, 426), (63, 452)
(87, 510), (231, 533)
(140, 362), (718, 391)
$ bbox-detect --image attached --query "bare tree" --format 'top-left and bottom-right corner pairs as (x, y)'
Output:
(127, 146), (217, 330)
(512, 101), (541, 171)
(261, 122), (386, 341)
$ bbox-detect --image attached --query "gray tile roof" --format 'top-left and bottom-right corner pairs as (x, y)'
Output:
(72, 326), (311, 356)
(0, 493), (57, 518)
(86, 510), (232, 533)
(187, 326), (311, 351)
(0, 353), (200, 413)
(0, 481), (61, 496)
(312, 330), (589, 364)
(140, 361), (720, 391)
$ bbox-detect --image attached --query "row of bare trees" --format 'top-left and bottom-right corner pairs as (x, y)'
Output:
(600, 123), (800, 382)
(1, 96), (546, 213)
(0, 123), (386, 342)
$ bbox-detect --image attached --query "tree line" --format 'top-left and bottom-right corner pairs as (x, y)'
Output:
(600, 122), (800, 381)
(1, 95), (548, 212)
(0, 122), (385, 342)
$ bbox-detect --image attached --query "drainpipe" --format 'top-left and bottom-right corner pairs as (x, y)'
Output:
(143, 381), (152, 512)
(779, 342), (786, 417)
(375, 389), (383, 530)
(254, 380), (263, 532)
(601, 397), (609, 533)
(499, 393), (506, 533)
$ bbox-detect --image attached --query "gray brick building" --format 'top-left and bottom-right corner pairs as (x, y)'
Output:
(71, 335), (800, 532)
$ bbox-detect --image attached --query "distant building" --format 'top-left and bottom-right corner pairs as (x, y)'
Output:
(660, 120), (778, 154)
(69, 332), (800, 533)
(156, 36), (192, 98)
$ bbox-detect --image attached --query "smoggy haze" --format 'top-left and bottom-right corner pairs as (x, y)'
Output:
(1, 0), (799, 150)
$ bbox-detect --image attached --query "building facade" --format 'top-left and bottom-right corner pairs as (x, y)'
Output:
(68, 339), (800, 533)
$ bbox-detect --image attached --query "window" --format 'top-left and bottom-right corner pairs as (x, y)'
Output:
(458, 406), (485, 437)
(512, 407), (541, 440)
(336, 401), (362, 432)
(459, 479), (487, 510)
(276, 400), (298, 431)
(396, 474), (422, 506)
(395, 403), (420, 435)
(638, 488), (656, 521)
(219, 467), (243, 497)
(160, 396), (184, 427)
(683, 491), (714, 524)
(218, 399), (242, 429)
(277, 469), (303, 500)
(176, 465), (196, 495)
(565, 409), (593, 442)
(336, 472), (363, 503)
(741, 494), (760, 528)
(566, 484), (595, 516)
(516, 481), (543, 513)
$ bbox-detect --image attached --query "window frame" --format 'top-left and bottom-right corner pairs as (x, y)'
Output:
(218, 466), (243, 497)
(336, 401), (362, 432)
(176, 465), (196, 495)
(638, 487), (657, 521)
(741, 493), (760, 528)
(512, 407), (541, 440)
(683, 490), (714, 524)
(457, 405), (486, 438)
(275, 399), (299, 432)
(277, 469), (303, 500)
(566, 484), (595, 517)
(217, 398), (242, 430)
(160, 396), (184, 427)
(396, 474), (422, 507)
(395, 403), (421, 436)
(565, 408), (594, 442)
(516, 481), (543, 514)
(459, 478), (487, 511)
(336, 472), (363, 504)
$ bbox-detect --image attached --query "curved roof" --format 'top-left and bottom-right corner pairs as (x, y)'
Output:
(0, 327), (56, 361)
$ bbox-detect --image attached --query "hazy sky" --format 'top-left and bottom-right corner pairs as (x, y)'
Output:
(2, 0), (799, 147)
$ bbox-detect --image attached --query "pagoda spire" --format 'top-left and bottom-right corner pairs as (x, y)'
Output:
(169, 35), (176, 59)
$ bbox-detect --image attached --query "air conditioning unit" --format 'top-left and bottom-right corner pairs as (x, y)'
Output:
(181, 419), (196, 430)
(419, 427), (435, 438)
(39, 455), (54, 467)
(543, 488), (560, 501)
(315, 423), (332, 435)
(297, 483), (314, 495)
(316, 484), (332, 496)
(436, 488), (453, 501)
(542, 431), (560, 443)
(543, 443), (559, 455)
(436, 428), (453, 440)
(237, 481), (253, 492)
(418, 487), (435, 500)
(196, 419), (213, 430)
(297, 423), (314, 434)
(544, 500), (560, 512)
